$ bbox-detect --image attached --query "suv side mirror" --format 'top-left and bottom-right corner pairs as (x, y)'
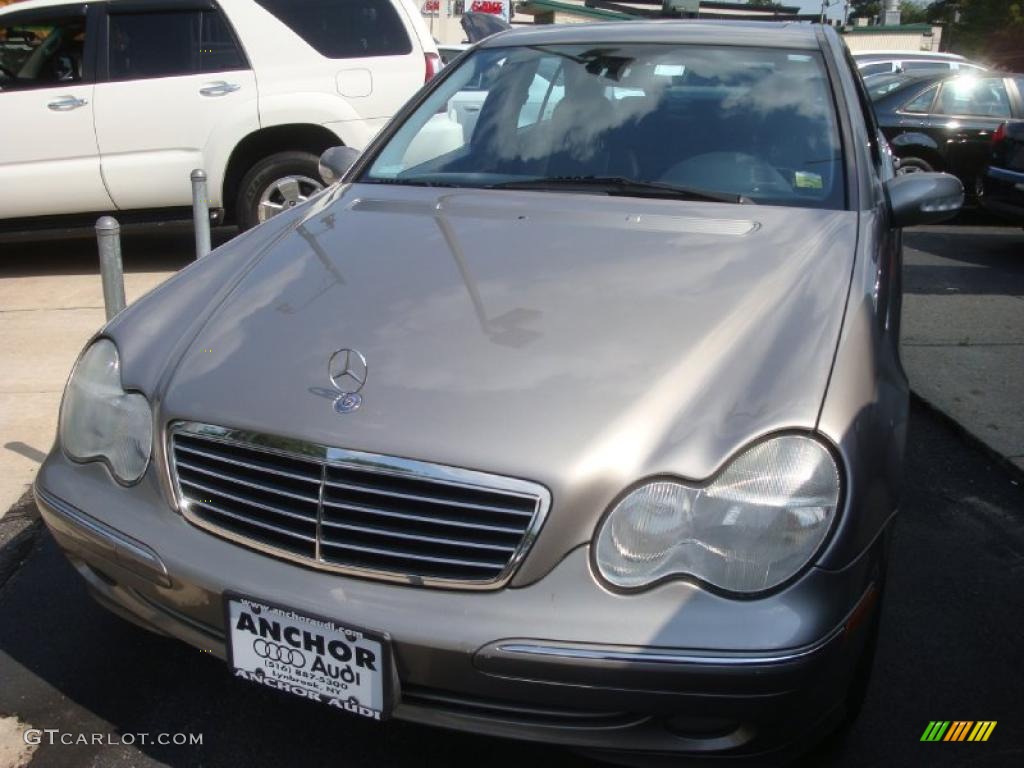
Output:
(885, 172), (963, 228)
(318, 146), (361, 185)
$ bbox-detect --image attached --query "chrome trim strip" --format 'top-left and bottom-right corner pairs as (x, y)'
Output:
(177, 460), (320, 503)
(494, 626), (845, 668)
(175, 442), (321, 484)
(319, 540), (504, 569)
(35, 485), (171, 588)
(167, 421), (551, 590)
(192, 501), (316, 542)
(320, 498), (526, 534)
(318, 520), (518, 553)
(179, 478), (317, 523)
(322, 478), (535, 517)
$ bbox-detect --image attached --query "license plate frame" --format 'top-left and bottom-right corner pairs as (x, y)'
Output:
(224, 592), (393, 720)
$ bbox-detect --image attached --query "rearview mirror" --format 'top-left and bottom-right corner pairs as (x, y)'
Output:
(885, 172), (963, 228)
(318, 146), (361, 185)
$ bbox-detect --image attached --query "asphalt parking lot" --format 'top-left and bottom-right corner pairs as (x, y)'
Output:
(0, 219), (1022, 767)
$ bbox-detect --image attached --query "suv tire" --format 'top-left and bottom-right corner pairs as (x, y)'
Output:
(237, 151), (324, 230)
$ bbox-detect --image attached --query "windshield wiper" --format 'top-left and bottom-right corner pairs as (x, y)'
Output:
(362, 178), (462, 188)
(486, 176), (749, 204)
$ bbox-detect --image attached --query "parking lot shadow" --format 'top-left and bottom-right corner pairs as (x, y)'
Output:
(0, 225), (236, 279)
(903, 224), (1024, 297)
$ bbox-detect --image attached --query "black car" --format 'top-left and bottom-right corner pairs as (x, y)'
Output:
(873, 72), (1024, 192)
(980, 121), (1024, 224)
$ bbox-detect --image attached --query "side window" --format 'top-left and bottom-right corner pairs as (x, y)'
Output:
(518, 59), (564, 128)
(846, 51), (885, 175)
(255, 0), (411, 59)
(198, 10), (246, 73)
(859, 62), (892, 76)
(901, 85), (937, 113)
(935, 77), (1011, 118)
(108, 10), (245, 81)
(0, 14), (87, 90)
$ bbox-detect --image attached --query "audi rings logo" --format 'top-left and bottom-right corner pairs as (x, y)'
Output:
(253, 639), (307, 668)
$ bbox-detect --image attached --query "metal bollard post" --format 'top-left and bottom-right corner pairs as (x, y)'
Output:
(95, 216), (126, 321)
(191, 168), (212, 259)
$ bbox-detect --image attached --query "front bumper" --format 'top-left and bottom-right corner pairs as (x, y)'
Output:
(35, 453), (885, 763)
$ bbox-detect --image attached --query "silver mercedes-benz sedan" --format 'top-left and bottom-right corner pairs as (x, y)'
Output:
(36, 20), (963, 765)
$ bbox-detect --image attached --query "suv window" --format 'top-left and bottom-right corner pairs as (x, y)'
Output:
(859, 62), (892, 76)
(255, 0), (411, 59)
(935, 77), (1010, 118)
(901, 60), (951, 72)
(108, 10), (245, 81)
(0, 14), (87, 90)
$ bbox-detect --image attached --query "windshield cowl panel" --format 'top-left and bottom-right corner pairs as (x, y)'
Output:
(361, 43), (846, 211)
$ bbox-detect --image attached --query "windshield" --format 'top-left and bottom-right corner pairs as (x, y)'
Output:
(361, 43), (846, 209)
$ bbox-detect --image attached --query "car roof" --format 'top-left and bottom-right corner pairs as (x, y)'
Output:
(480, 20), (824, 51)
(853, 51), (965, 61)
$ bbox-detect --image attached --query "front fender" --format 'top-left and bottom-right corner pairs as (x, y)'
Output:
(816, 208), (908, 571)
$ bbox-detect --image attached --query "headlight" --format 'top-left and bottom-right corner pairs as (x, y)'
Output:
(594, 435), (840, 594)
(60, 339), (153, 483)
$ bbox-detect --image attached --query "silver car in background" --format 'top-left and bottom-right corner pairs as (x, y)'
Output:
(36, 20), (963, 765)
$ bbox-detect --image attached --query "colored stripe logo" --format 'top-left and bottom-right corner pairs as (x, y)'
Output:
(921, 721), (997, 742)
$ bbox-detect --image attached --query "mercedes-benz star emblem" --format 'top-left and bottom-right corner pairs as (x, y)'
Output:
(327, 348), (367, 414)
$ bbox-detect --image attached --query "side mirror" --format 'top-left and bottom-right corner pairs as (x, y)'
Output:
(318, 146), (360, 185)
(885, 172), (963, 228)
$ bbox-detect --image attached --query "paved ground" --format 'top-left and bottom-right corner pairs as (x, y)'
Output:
(901, 222), (1024, 473)
(0, 227), (231, 518)
(0, 402), (1020, 768)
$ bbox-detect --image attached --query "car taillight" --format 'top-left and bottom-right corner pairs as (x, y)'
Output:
(424, 52), (441, 83)
(992, 122), (1007, 146)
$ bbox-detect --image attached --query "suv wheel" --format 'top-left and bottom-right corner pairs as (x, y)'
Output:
(237, 151), (324, 230)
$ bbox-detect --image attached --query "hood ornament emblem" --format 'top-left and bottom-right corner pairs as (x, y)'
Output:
(327, 348), (367, 414)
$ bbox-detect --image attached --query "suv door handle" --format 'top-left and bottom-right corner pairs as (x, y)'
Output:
(199, 81), (241, 97)
(47, 95), (88, 111)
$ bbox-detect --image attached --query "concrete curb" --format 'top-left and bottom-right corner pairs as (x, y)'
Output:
(0, 489), (43, 593)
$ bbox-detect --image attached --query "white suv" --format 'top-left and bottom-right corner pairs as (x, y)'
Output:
(0, 0), (441, 230)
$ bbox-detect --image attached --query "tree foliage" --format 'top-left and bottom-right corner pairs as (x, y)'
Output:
(929, 0), (1024, 69)
(848, 0), (881, 20)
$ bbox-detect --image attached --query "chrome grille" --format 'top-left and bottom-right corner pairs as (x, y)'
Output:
(168, 423), (549, 589)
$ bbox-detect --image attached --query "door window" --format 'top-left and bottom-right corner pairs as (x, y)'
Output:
(255, 0), (411, 59)
(934, 77), (1011, 118)
(517, 58), (564, 128)
(0, 14), (87, 90)
(108, 10), (245, 81)
(901, 85), (937, 113)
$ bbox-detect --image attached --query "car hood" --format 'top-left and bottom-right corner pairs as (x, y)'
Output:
(158, 184), (857, 582)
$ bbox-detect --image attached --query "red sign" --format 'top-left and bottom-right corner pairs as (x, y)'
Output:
(470, 0), (505, 14)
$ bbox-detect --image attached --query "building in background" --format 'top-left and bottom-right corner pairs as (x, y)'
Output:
(843, 20), (943, 52)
